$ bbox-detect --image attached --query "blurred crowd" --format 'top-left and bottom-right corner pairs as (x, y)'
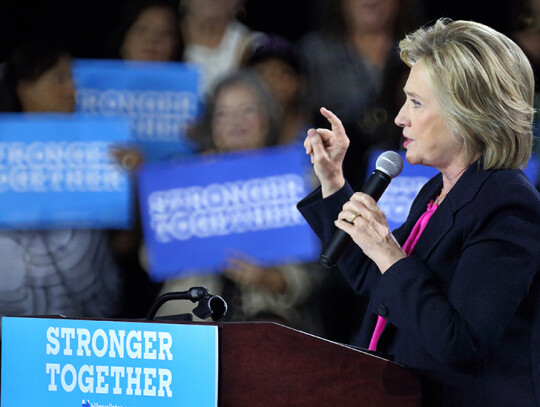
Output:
(0, 0), (538, 345)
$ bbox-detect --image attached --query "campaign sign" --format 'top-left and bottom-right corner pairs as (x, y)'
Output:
(138, 145), (319, 281)
(1, 316), (218, 407)
(525, 152), (540, 187)
(368, 150), (540, 231)
(74, 59), (201, 162)
(0, 114), (132, 229)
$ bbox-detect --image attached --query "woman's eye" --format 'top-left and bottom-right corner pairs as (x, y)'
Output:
(214, 110), (226, 119)
(411, 98), (421, 107)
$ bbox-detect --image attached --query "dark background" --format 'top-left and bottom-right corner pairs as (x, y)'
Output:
(0, 0), (520, 61)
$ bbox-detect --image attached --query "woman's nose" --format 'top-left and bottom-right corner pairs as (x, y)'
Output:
(394, 103), (409, 128)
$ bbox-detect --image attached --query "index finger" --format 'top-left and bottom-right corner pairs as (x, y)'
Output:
(350, 192), (378, 209)
(320, 107), (345, 133)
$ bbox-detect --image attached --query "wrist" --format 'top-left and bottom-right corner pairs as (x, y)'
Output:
(321, 177), (345, 198)
(377, 248), (407, 275)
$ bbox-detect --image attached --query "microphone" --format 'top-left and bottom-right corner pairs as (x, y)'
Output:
(319, 151), (403, 268)
(145, 286), (228, 321)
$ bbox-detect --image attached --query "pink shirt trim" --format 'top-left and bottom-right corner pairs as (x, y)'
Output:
(368, 200), (439, 351)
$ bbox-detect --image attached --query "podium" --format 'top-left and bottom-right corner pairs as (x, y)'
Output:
(1, 317), (420, 406)
(218, 322), (420, 407)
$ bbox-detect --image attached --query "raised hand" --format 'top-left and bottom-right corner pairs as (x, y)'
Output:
(304, 107), (350, 197)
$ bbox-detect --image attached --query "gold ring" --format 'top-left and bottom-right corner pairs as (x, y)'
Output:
(121, 154), (136, 171)
(349, 212), (361, 224)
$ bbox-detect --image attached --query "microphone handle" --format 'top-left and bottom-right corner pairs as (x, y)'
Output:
(320, 229), (350, 268)
(319, 170), (391, 268)
(361, 169), (391, 202)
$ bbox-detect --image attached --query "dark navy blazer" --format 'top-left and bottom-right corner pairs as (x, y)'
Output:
(298, 165), (540, 407)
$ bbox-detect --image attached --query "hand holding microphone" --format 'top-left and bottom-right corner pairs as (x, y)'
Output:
(320, 151), (404, 268)
(304, 108), (404, 268)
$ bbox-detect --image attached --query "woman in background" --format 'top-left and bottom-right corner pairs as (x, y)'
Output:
(245, 36), (311, 146)
(298, 0), (422, 190)
(105, 0), (189, 318)
(0, 43), (123, 321)
(156, 69), (327, 336)
(108, 0), (183, 62)
(179, 0), (264, 95)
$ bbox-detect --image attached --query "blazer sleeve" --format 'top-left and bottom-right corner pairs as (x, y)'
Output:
(297, 182), (386, 298)
(369, 174), (540, 365)
(297, 183), (355, 244)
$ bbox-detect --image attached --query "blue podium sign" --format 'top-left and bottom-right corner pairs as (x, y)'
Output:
(368, 150), (540, 231)
(0, 114), (132, 229)
(138, 146), (319, 281)
(1, 317), (218, 407)
(74, 59), (201, 161)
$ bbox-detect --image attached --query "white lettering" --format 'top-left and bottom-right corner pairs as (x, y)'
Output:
(46, 363), (60, 391)
(143, 331), (157, 360)
(78, 364), (94, 393)
(143, 368), (157, 396)
(126, 330), (142, 359)
(126, 367), (142, 396)
(0, 141), (125, 193)
(91, 329), (108, 358)
(158, 369), (173, 397)
(76, 328), (91, 357)
(61, 328), (76, 356)
(110, 366), (125, 395)
(158, 332), (173, 361)
(77, 88), (198, 142)
(46, 326), (174, 360)
(45, 363), (175, 397)
(46, 327), (60, 355)
(60, 363), (77, 392)
(148, 174), (307, 242)
(95, 365), (109, 394)
(109, 329), (125, 358)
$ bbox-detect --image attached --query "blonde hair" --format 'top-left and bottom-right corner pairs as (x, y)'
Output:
(399, 18), (534, 169)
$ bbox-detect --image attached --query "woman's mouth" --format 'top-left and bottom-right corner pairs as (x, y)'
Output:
(403, 136), (412, 148)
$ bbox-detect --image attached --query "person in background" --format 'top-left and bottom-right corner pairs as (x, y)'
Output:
(298, 0), (422, 190)
(0, 43), (124, 322)
(298, 19), (540, 406)
(107, 0), (183, 62)
(245, 35), (311, 146)
(179, 0), (264, 95)
(155, 69), (328, 336)
(244, 35), (372, 342)
(512, 0), (540, 189)
(192, 69), (279, 153)
(104, 0), (187, 318)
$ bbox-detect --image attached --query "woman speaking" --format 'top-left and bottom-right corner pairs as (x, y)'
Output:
(298, 19), (540, 406)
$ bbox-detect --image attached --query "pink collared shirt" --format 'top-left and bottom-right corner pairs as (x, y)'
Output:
(368, 199), (440, 351)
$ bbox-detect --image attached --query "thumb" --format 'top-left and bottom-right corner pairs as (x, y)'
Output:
(309, 129), (329, 160)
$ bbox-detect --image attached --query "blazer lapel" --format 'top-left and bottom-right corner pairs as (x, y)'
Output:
(411, 165), (493, 260)
(393, 173), (442, 245)
(377, 165), (494, 351)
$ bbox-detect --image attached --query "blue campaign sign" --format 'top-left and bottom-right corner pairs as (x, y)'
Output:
(524, 152), (539, 187)
(138, 145), (319, 281)
(367, 150), (540, 231)
(0, 113), (132, 229)
(1, 316), (218, 407)
(73, 59), (201, 162)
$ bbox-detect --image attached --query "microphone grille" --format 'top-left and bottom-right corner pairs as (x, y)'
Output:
(375, 151), (403, 179)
